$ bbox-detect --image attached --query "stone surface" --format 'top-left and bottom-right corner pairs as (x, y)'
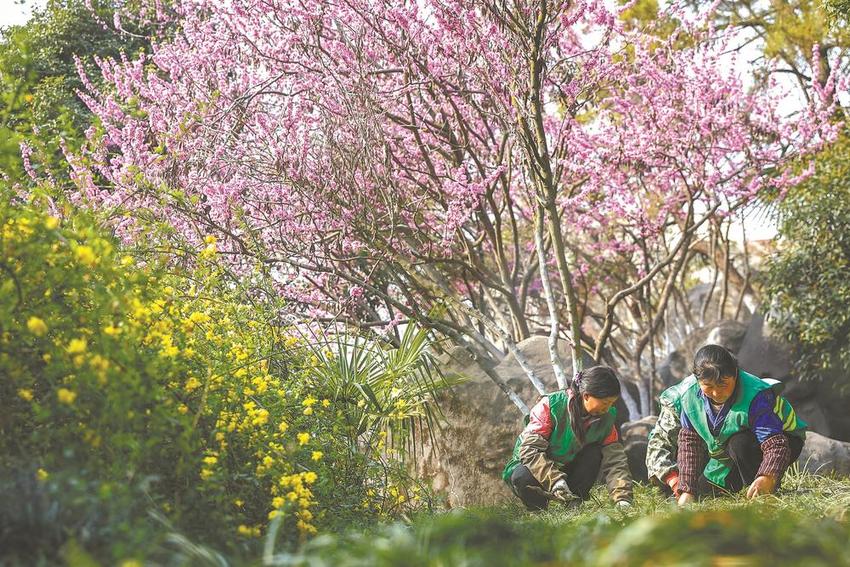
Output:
(737, 312), (850, 441)
(657, 319), (748, 389)
(621, 416), (658, 483)
(798, 432), (850, 476)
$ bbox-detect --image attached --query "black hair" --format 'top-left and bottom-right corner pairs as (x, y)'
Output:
(692, 344), (738, 384)
(568, 365), (621, 444)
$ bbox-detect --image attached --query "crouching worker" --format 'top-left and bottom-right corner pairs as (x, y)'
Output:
(502, 366), (633, 511)
(677, 345), (806, 505)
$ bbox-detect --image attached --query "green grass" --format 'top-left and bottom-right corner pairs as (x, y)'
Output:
(160, 469), (850, 567)
(7, 470), (850, 566)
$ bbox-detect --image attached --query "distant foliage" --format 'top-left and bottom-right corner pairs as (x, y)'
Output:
(763, 130), (850, 389)
(0, 0), (151, 184)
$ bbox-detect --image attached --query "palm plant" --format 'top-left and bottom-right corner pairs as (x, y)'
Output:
(305, 323), (461, 463)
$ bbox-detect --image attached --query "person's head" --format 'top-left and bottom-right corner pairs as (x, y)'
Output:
(568, 365), (621, 443)
(692, 344), (738, 404)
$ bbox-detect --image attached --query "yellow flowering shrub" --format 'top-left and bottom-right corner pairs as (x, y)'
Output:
(1, 190), (445, 561)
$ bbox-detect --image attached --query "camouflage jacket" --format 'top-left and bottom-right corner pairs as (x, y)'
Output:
(646, 402), (680, 484)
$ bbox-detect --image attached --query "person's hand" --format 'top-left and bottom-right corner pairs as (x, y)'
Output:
(615, 500), (633, 511)
(746, 475), (777, 499)
(550, 479), (578, 503)
(677, 492), (695, 506)
(664, 472), (680, 497)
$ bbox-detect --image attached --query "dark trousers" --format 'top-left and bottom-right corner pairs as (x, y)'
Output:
(509, 444), (602, 511)
(699, 431), (804, 495)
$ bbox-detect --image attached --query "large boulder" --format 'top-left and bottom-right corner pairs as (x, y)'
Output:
(738, 312), (850, 441)
(798, 432), (850, 476)
(620, 416), (658, 483)
(657, 319), (748, 389)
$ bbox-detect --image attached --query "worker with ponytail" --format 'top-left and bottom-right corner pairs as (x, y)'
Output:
(502, 365), (633, 510)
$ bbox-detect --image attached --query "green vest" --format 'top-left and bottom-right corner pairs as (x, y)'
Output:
(501, 390), (617, 484)
(680, 370), (806, 487)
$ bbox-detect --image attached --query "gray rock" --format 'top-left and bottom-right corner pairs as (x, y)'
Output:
(799, 432), (850, 476)
(621, 416), (658, 483)
(737, 312), (794, 383)
(658, 320), (748, 388)
(621, 416), (658, 444)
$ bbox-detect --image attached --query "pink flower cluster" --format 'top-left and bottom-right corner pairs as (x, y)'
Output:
(69, 0), (842, 323)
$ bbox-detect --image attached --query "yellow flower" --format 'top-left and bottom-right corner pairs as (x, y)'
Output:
(188, 311), (211, 324)
(27, 316), (48, 337)
(120, 255), (134, 267)
(177, 404), (189, 415)
(199, 243), (217, 258)
(184, 377), (202, 392)
(302, 396), (318, 407)
(18, 388), (34, 401)
(74, 245), (98, 267)
(119, 560), (143, 567)
(200, 469), (214, 480)
(252, 408), (270, 426)
(321, 399), (331, 407)
(234, 499), (244, 507)
(89, 354), (109, 371)
(104, 324), (122, 336)
(311, 451), (323, 462)
(297, 432), (310, 446)
(66, 338), (87, 355)
(272, 496), (285, 508)
(57, 388), (76, 405)
(237, 524), (252, 536)
(203, 456), (218, 465)
(44, 216), (60, 230)
(37, 468), (48, 481)
(303, 472), (318, 484)
(302, 407), (314, 416)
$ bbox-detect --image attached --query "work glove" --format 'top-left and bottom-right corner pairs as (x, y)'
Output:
(614, 500), (633, 511)
(550, 479), (579, 504)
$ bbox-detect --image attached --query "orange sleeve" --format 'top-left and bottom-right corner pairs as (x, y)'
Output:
(601, 424), (619, 446)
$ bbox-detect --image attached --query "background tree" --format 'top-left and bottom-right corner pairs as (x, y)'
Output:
(684, 0), (850, 392)
(65, 0), (839, 416)
(763, 131), (850, 390)
(0, 0), (150, 184)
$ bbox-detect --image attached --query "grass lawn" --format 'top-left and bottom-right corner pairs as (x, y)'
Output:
(164, 467), (850, 566)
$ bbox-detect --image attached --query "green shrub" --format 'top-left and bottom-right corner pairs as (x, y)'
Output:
(762, 130), (850, 391)
(0, 188), (449, 563)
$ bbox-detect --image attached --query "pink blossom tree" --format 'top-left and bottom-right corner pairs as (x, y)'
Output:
(70, 0), (841, 415)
